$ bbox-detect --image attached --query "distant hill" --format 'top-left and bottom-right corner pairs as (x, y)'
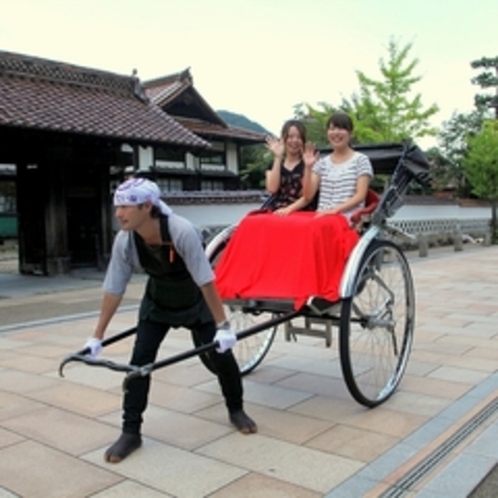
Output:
(217, 110), (270, 135)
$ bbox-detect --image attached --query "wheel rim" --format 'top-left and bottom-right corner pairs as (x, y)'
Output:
(341, 242), (414, 405)
(226, 304), (277, 375)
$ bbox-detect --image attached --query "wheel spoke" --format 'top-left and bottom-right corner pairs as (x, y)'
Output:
(340, 240), (414, 407)
(225, 305), (277, 374)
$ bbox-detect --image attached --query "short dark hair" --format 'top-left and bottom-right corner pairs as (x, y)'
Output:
(280, 119), (307, 143)
(326, 112), (354, 132)
(137, 203), (162, 218)
(150, 205), (161, 218)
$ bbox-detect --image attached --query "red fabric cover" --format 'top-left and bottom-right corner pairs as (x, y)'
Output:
(215, 211), (360, 310)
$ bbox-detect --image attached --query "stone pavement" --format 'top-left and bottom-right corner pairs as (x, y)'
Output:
(0, 246), (497, 497)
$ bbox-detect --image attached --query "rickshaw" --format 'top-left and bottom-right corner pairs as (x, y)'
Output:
(60, 140), (430, 408)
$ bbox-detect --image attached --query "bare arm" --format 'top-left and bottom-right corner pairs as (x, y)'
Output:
(200, 281), (226, 326)
(302, 168), (320, 203)
(302, 143), (321, 202)
(265, 137), (285, 193)
(92, 292), (123, 340)
(274, 195), (311, 215)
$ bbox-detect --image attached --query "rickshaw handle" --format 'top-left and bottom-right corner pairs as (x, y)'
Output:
(58, 326), (138, 378)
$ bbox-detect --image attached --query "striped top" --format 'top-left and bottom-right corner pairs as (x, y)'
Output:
(313, 152), (373, 215)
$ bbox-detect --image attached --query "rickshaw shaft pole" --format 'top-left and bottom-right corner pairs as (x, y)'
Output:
(100, 326), (138, 348)
(122, 310), (301, 391)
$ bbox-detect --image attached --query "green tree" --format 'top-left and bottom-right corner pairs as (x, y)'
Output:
(238, 144), (271, 189)
(293, 102), (335, 146)
(462, 120), (498, 242)
(471, 56), (498, 118)
(435, 110), (484, 196)
(294, 100), (385, 145)
(295, 39), (439, 145)
(425, 146), (455, 193)
(350, 39), (439, 141)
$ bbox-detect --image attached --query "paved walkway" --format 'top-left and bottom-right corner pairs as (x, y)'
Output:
(0, 245), (497, 497)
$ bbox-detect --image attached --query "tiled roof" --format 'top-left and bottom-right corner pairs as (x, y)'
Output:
(144, 69), (265, 144)
(163, 190), (265, 205)
(177, 118), (266, 144)
(143, 69), (192, 105)
(146, 79), (185, 105)
(0, 51), (208, 148)
(144, 69), (226, 127)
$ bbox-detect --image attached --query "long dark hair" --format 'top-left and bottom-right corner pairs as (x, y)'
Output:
(281, 119), (307, 143)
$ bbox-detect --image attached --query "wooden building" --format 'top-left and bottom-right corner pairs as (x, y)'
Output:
(142, 68), (266, 191)
(0, 51), (208, 275)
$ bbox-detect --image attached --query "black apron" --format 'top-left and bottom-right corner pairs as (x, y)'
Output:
(135, 215), (212, 327)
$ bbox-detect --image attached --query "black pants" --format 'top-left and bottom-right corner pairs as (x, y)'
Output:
(123, 318), (243, 434)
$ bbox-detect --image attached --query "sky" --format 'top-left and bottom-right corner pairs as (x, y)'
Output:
(2, 0), (497, 148)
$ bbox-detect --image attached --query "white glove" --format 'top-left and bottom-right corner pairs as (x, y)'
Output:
(83, 337), (102, 359)
(214, 326), (237, 353)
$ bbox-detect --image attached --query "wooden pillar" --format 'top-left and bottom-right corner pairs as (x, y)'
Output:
(44, 161), (69, 275)
(98, 164), (113, 271)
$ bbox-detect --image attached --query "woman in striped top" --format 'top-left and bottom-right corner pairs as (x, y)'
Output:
(302, 112), (373, 219)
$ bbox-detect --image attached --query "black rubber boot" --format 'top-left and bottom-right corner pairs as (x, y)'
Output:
(104, 433), (142, 463)
(229, 410), (258, 434)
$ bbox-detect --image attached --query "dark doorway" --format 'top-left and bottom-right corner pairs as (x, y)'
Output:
(17, 163), (47, 274)
(66, 167), (102, 267)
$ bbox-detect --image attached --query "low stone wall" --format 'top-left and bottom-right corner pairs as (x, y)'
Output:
(387, 217), (492, 256)
(163, 192), (493, 251)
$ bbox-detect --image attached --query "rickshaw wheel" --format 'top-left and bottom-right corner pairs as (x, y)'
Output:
(191, 305), (278, 376)
(339, 239), (414, 407)
(203, 231), (277, 376)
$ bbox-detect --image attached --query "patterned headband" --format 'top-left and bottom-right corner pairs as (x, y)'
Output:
(113, 178), (172, 215)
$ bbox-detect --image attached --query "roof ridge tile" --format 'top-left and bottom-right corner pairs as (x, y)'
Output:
(0, 50), (136, 97)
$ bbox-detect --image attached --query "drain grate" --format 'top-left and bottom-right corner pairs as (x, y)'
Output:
(380, 396), (498, 497)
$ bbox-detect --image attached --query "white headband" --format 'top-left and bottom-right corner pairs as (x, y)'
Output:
(113, 178), (172, 216)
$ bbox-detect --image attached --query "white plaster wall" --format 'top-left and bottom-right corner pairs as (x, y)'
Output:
(170, 202), (491, 229)
(226, 142), (238, 174)
(185, 152), (197, 171)
(110, 196), (491, 238)
(138, 146), (154, 171)
(170, 202), (261, 227)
